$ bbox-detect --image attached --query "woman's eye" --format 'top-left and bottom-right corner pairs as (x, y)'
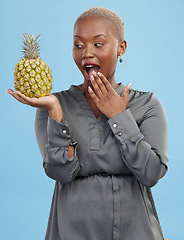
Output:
(75, 44), (83, 49)
(94, 43), (104, 47)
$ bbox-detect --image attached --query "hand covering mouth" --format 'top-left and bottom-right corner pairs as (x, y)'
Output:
(84, 64), (100, 78)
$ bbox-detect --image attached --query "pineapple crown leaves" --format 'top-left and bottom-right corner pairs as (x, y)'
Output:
(20, 33), (42, 59)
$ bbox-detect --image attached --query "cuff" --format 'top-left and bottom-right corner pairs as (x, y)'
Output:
(47, 116), (72, 147)
(68, 141), (78, 162)
(108, 109), (144, 143)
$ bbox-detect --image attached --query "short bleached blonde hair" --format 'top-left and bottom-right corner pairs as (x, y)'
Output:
(74, 7), (125, 41)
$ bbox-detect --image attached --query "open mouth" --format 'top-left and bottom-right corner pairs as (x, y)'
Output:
(84, 64), (100, 80)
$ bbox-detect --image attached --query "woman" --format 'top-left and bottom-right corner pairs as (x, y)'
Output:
(7, 7), (168, 240)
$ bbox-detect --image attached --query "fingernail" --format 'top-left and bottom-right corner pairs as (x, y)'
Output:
(90, 75), (94, 81)
(5, 90), (8, 93)
(92, 71), (96, 76)
(97, 72), (102, 76)
(128, 83), (131, 88)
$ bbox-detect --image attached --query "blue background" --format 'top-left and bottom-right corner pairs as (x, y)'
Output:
(1, 0), (184, 239)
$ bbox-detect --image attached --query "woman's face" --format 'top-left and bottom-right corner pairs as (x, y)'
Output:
(73, 17), (126, 84)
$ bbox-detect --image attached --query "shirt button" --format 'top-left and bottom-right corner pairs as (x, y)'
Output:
(62, 129), (67, 134)
(117, 132), (122, 136)
(113, 123), (118, 128)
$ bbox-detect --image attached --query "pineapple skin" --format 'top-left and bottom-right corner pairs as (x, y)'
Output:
(14, 58), (53, 98)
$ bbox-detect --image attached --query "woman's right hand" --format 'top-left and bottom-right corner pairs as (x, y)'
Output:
(6, 89), (63, 122)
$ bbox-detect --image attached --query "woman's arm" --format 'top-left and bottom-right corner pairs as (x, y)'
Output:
(88, 72), (168, 187)
(35, 107), (80, 184)
(7, 89), (80, 183)
(47, 99), (75, 158)
(108, 94), (168, 187)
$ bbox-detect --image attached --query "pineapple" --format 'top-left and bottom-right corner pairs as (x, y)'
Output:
(14, 33), (53, 98)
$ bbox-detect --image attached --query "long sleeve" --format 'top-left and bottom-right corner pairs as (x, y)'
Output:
(108, 93), (168, 187)
(35, 108), (80, 183)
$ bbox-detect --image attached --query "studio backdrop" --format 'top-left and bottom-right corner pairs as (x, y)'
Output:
(1, 0), (184, 239)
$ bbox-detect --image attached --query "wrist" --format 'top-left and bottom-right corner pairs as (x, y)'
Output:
(108, 109), (126, 119)
(46, 97), (60, 111)
(48, 101), (63, 123)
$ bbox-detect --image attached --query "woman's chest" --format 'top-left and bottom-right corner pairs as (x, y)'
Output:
(86, 97), (102, 119)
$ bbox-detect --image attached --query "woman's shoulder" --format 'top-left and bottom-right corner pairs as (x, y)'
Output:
(51, 85), (76, 104)
(129, 87), (162, 108)
(52, 88), (70, 101)
(128, 87), (166, 122)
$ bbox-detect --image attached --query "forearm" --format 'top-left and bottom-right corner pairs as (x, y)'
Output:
(48, 102), (74, 158)
(48, 100), (63, 123)
(119, 137), (167, 187)
(108, 109), (168, 187)
(35, 108), (79, 182)
(44, 140), (80, 183)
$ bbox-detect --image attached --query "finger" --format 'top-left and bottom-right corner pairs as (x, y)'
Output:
(122, 83), (131, 101)
(90, 74), (104, 99)
(16, 91), (46, 108)
(97, 72), (115, 93)
(92, 72), (108, 95)
(14, 92), (30, 105)
(6, 89), (16, 96)
(7, 89), (18, 96)
(16, 91), (33, 102)
(6, 89), (29, 105)
(88, 86), (100, 104)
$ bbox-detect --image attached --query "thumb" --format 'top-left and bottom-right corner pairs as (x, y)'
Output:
(122, 83), (131, 100)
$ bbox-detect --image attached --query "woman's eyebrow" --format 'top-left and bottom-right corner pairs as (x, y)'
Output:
(94, 34), (106, 38)
(74, 35), (80, 39)
(73, 34), (107, 39)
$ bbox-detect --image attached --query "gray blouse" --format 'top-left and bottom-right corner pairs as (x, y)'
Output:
(35, 83), (168, 240)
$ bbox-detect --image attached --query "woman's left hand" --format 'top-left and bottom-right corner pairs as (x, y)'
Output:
(88, 71), (131, 119)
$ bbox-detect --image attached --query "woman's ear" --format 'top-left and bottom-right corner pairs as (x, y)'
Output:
(118, 40), (127, 56)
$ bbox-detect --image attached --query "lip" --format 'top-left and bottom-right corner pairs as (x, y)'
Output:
(83, 62), (100, 68)
(82, 62), (100, 81)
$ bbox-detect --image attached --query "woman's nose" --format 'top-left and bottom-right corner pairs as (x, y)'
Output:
(82, 46), (94, 59)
